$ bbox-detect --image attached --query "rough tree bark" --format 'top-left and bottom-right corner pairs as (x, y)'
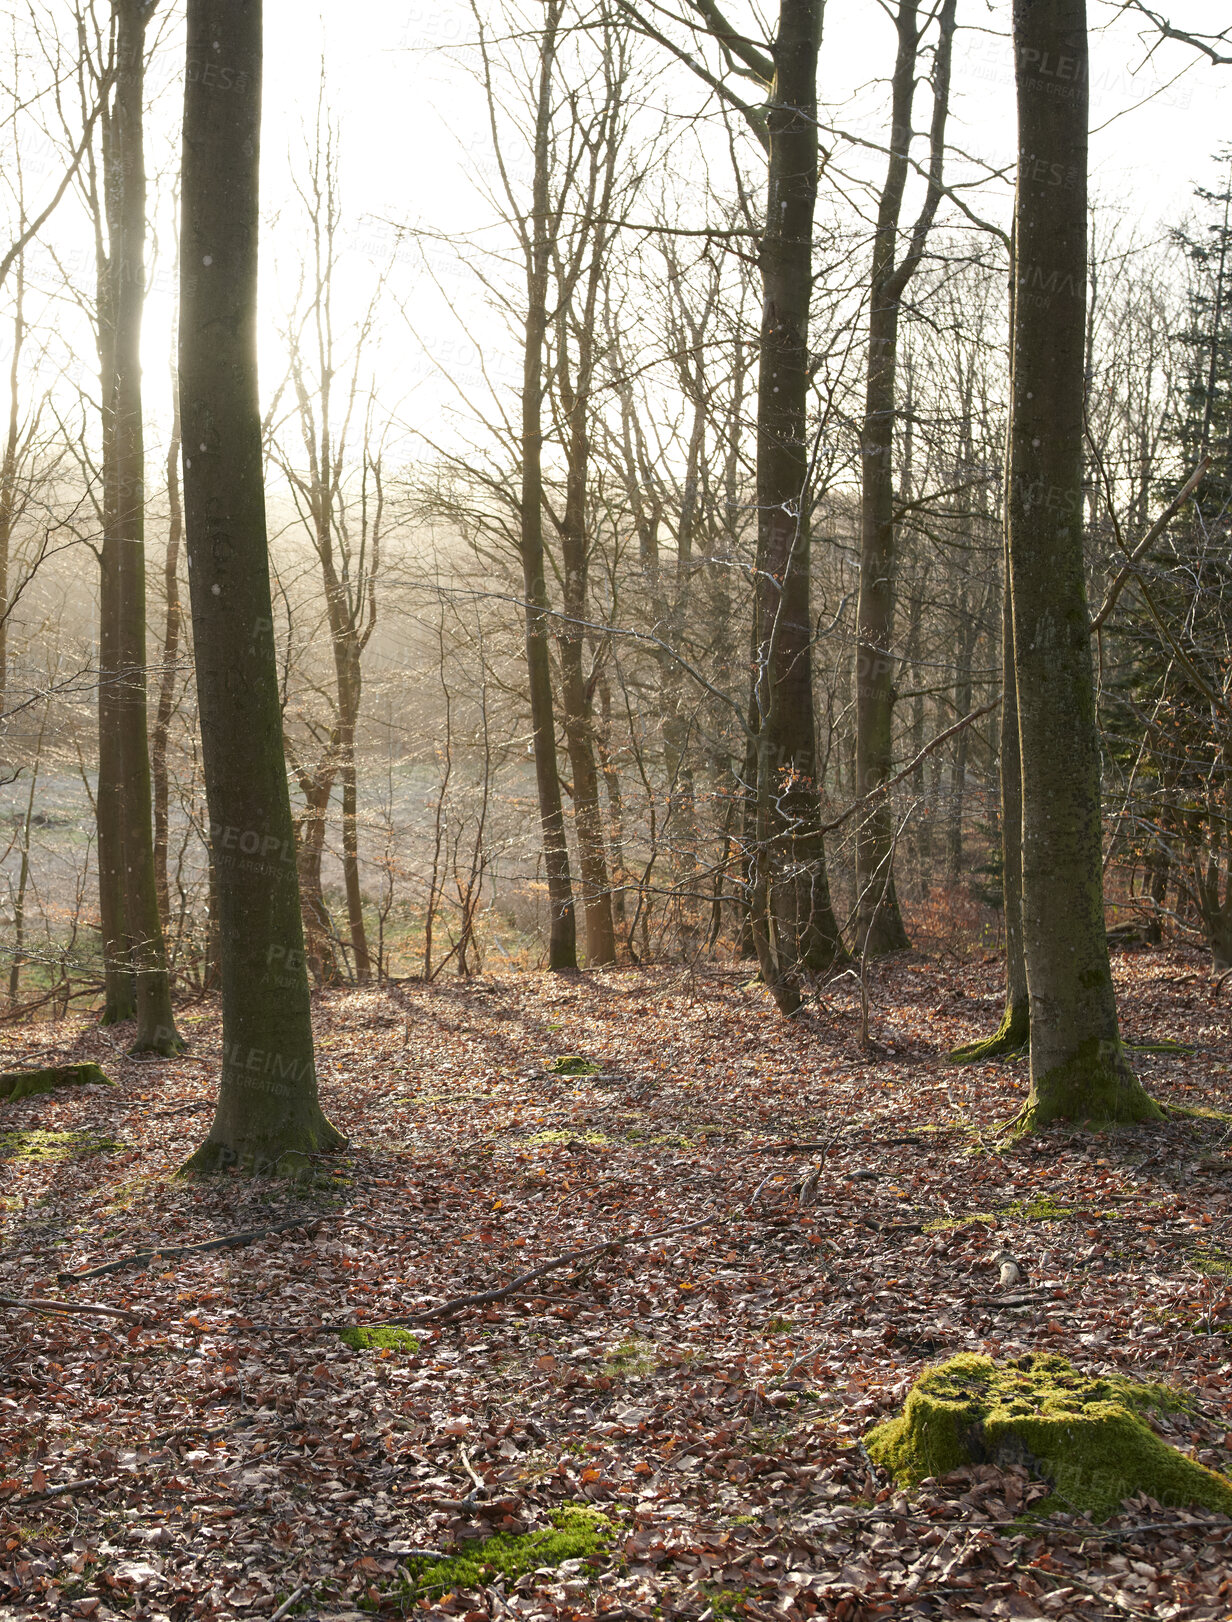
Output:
(178, 0), (343, 1171)
(750, 0), (846, 1004)
(1007, 0), (1158, 1126)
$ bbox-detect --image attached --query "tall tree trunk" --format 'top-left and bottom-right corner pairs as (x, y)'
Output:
(520, 0), (577, 972)
(179, 0), (343, 1172)
(854, 0), (956, 955)
(152, 370), (183, 934)
(596, 671), (627, 938)
(554, 168), (617, 967)
(558, 636), (616, 965)
(0, 253), (24, 744)
(107, 0), (181, 1054)
(291, 757), (342, 986)
(750, 0), (846, 1005)
(1007, 0), (1157, 1126)
(952, 543), (1029, 1060)
(337, 664), (371, 981)
(96, 176), (134, 1025)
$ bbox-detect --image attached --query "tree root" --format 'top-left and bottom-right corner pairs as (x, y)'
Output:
(949, 1004), (1029, 1064)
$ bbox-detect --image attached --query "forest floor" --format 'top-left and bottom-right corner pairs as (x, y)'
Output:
(1, 949), (1231, 1622)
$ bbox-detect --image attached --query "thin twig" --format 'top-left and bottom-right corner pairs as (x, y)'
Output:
(14, 1476), (106, 1501)
(0, 1294), (143, 1323)
(246, 1214), (718, 1332)
(269, 1586), (306, 1622)
(57, 1210), (353, 1284)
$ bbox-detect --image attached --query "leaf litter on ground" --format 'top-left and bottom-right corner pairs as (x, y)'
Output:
(1, 948), (1231, 1619)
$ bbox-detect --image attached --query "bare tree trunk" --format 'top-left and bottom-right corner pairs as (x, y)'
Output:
(290, 756), (342, 986)
(854, 0), (956, 955)
(952, 544), (1029, 1061)
(96, 196), (134, 1024)
(337, 675), (371, 981)
(151, 369), (182, 933)
(0, 252), (24, 740)
(1008, 0), (1157, 1127)
(105, 0), (181, 1054)
(519, 0), (577, 972)
(596, 671), (627, 939)
(750, 0), (846, 1005)
(179, 0), (342, 1172)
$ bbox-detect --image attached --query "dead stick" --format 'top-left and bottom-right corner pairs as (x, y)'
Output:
(248, 1213), (718, 1333)
(269, 1587), (306, 1622)
(57, 1209), (353, 1284)
(17, 1476), (106, 1501)
(375, 1213), (715, 1326)
(0, 1294), (143, 1323)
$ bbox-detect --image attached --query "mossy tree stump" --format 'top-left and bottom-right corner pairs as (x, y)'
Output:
(867, 1353), (1232, 1522)
(0, 1063), (113, 1103)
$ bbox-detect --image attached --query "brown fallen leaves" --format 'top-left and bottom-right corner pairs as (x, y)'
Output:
(1, 948), (1231, 1620)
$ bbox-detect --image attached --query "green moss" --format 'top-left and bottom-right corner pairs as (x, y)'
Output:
(1017, 1038), (1163, 1131)
(1001, 1195), (1079, 1222)
(867, 1353), (1231, 1522)
(338, 1324), (420, 1353)
(705, 1586), (751, 1617)
(602, 1337), (657, 1376)
(0, 1063), (112, 1102)
(923, 1212), (995, 1233)
(949, 1002), (1030, 1064)
(1191, 1248), (1232, 1278)
(1167, 1103), (1232, 1124)
(545, 1055), (601, 1076)
(525, 1129), (609, 1147)
(763, 1317), (795, 1336)
(400, 1506), (613, 1597)
(0, 1129), (123, 1161)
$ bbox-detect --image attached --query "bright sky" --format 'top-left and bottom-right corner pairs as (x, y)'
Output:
(14, 0), (1232, 463)
(246, 0), (1231, 439)
(250, 0), (1231, 232)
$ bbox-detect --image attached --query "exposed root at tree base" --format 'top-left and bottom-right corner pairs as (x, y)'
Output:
(950, 1005), (1029, 1064)
(180, 1118), (348, 1178)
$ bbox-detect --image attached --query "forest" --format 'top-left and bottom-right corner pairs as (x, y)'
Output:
(0, 0), (1231, 1618)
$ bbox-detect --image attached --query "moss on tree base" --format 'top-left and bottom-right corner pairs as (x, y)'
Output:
(181, 1115), (347, 1178)
(128, 1030), (186, 1058)
(866, 1353), (1232, 1522)
(950, 1001), (1029, 1064)
(1015, 1037), (1163, 1132)
(0, 1063), (113, 1102)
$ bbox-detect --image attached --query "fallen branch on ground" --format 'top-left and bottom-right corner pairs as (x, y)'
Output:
(57, 1209), (353, 1283)
(967, 1289), (1061, 1307)
(16, 1476), (106, 1501)
(249, 1213), (718, 1333)
(0, 1294), (143, 1323)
